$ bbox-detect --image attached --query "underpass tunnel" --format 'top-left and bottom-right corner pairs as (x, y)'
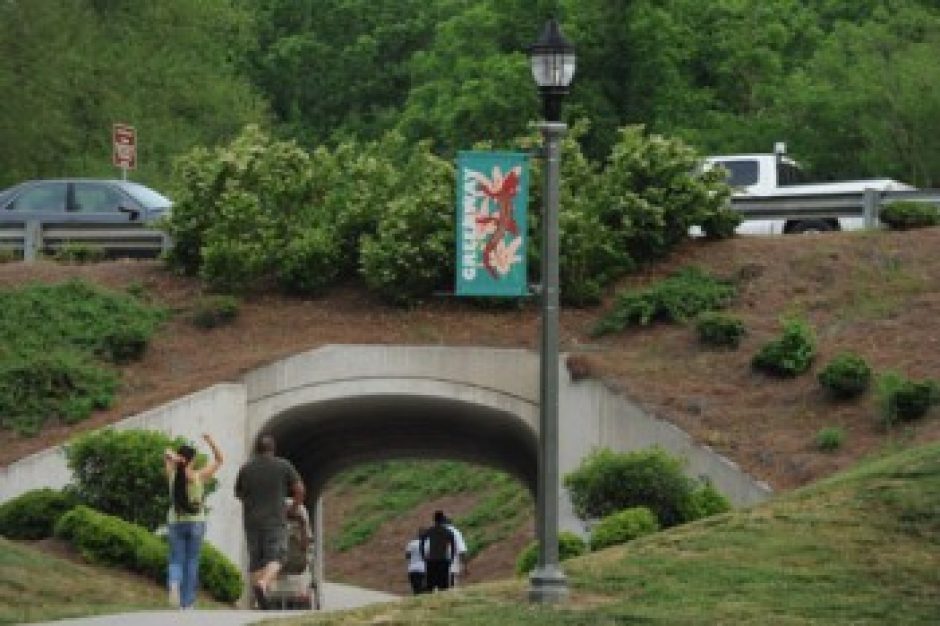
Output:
(260, 393), (539, 503)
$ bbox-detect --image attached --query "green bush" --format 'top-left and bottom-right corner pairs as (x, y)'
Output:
(700, 206), (742, 239)
(54, 505), (241, 603)
(695, 312), (746, 348)
(0, 351), (117, 436)
(65, 429), (215, 531)
(189, 295), (240, 330)
(564, 447), (719, 528)
(594, 267), (736, 335)
(515, 531), (587, 575)
(589, 506), (659, 551)
(818, 352), (871, 399)
(876, 371), (940, 425)
(687, 482), (733, 520)
(880, 201), (940, 230)
(0, 488), (79, 539)
(752, 317), (816, 377)
(816, 426), (845, 452)
(53, 243), (106, 264)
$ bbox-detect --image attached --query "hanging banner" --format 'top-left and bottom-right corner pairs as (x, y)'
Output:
(455, 151), (529, 297)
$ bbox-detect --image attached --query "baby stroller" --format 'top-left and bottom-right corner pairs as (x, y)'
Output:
(266, 503), (320, 610)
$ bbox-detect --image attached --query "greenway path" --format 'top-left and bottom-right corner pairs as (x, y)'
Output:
(31, 582), (398, 625)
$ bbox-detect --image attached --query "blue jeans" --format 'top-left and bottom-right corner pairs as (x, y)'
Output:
(167, 521), (206, 608)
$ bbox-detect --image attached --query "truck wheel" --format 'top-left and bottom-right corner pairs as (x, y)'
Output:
(788, 219), (835, 234)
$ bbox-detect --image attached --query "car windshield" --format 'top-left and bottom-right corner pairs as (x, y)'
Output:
(116, 182), (172, 209)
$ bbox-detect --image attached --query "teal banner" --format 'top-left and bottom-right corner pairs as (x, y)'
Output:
(455, 151), (529, 297)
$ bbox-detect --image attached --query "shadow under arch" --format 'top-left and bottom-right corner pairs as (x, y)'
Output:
(259, 393), (539, 498)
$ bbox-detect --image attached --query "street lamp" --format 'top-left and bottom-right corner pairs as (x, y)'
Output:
(528, 17), (575, 604)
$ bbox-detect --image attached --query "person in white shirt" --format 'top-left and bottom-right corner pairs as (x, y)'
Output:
(444, 516), (468, 587)
(404, 527), (427, 594)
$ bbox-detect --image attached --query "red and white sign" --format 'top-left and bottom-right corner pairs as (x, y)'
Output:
(112, 123), (137, 170)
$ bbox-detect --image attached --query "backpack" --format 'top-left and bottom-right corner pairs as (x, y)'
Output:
(423, 525), (453, 561)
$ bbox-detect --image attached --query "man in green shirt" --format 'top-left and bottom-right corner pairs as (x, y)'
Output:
(235, 434), (305, 609)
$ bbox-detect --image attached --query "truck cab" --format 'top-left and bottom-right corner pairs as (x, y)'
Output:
(704, 143), (915, 234)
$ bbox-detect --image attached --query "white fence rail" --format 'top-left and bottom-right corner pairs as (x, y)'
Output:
(730, 188), (940, 227)
(0, 221), (170, 261)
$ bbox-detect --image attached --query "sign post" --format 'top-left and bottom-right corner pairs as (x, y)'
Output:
(112, 123), (137, 180)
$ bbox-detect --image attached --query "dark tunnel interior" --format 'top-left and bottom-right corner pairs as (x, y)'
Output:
(258, 394), (539, 500)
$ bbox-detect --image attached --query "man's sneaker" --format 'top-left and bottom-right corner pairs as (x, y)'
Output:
(168, 582), (180, 607)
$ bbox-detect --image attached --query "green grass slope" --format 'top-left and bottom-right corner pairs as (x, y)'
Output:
(0, 538), (171, 624)
(272, 442), (940, 625)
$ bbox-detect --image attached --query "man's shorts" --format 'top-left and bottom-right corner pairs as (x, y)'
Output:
(246, 526), (287, 573)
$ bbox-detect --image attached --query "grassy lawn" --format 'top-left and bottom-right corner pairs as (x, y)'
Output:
(267, 442), (940, 625)
(0, 538), (171, 624)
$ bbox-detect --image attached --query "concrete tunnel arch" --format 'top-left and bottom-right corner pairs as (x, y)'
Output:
(258, 393), (539, 499)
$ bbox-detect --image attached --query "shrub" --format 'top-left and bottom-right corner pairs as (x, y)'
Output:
(880, 201), (940, 230)
(53, 243), (106, 264)
(687, 482), (733, 520)
(696, 312), (746, 348)
(0, 350), (117, 436)
(700, 206), (742, 239)
(189, 295), (240, 330)
(876, 371), (940, 425)
(0, 249), (17, 263)
(589, 506), (659, 551)
(593, 267), (736, 335)
(816, 426), (845, 452)
(818, 352), (871, 399)
(752, 317), (816, 377)
(65, 429), (215, 531)
(564, 447), (714, 528)
(54, 505), (240, 603)
(515, 531), (587, 575)
(0, 488), (79, 539)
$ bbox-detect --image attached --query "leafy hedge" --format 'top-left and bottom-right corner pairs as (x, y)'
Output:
(589, 506), (659, 551)
(0, 488), (78, 540)
(564, 447), (729, 529)
(876, 372), (940, 425)
(752, 318), (816, 377)
(818, 352), (871, 399)
(65, 429), (216, 532)
(594, 267), (737, 335)
(880, 201), (940, 230)
(54, 505), (241, 603)
(165, 123), (733, 306)
(515, 531), (588, 575)
(0, 281), (164, 435)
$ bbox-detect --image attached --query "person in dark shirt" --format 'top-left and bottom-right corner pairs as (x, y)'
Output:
(421, 510), (456, 592)
(235, 434), (305, 609)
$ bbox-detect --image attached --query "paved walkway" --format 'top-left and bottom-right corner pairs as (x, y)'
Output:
(30, 582), (399, 625)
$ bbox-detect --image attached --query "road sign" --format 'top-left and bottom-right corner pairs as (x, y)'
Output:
(112, 123), (137, 170)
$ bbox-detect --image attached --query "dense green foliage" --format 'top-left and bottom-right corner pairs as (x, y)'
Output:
(165, 124), (731, 305)
(0, 281), (164, 435)
(0, 1), (263, 190)
(876, 371), (940, 425)
(752, 317), (817, 377)
(563, 447), (729, 529)
(818, 352), (872, 399)
(880, 201), (940, 230)
(594, 267), (737, 335)
(330, 460), (531, 556)
(695, 312), (746, 348)
(589, 506), (659, 551)
(53, 505), (240, 603)
(816, 426), (846, 452)
(515, 531), (587, 576)
(64, 429), (215, 532)
(0, 488), (78, 540)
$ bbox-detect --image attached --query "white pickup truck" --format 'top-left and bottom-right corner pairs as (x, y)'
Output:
(705, 143), (915, 235)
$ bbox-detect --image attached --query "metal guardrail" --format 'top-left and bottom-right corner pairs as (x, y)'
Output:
(0, 220), (170, 261)
(730, 188), (940, 227)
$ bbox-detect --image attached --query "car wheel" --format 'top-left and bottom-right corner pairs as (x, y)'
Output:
(789, 219), (835, 234)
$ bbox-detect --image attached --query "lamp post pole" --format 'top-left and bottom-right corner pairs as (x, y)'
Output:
(527, 17), (575, 604)
(529, 119), (568, 604)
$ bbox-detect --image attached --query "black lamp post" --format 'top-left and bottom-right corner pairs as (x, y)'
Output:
(528, 17), (575, 604)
